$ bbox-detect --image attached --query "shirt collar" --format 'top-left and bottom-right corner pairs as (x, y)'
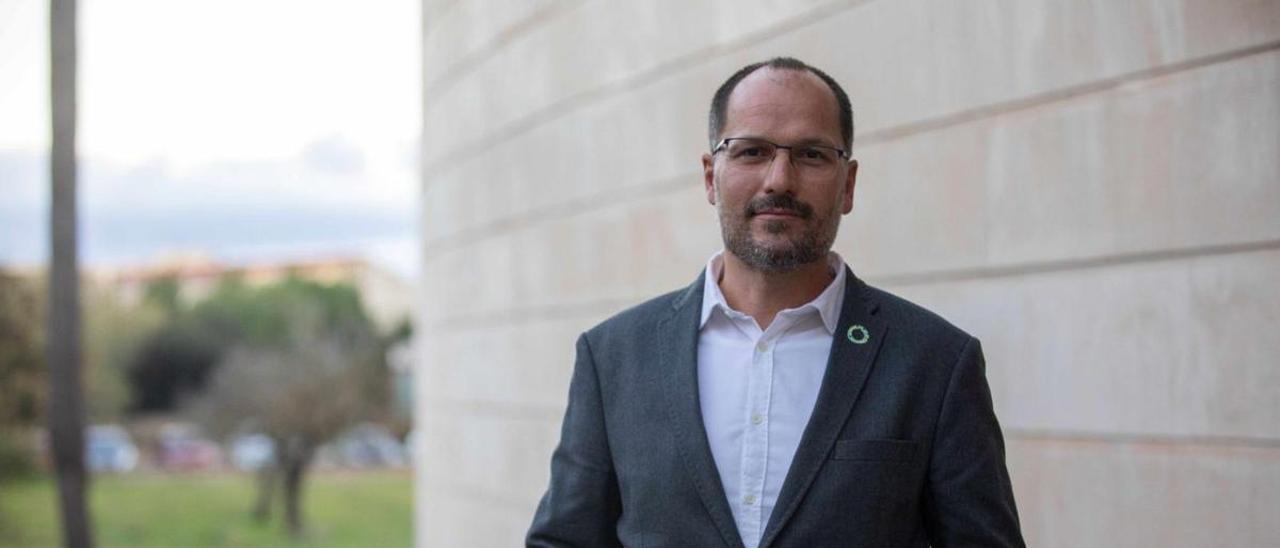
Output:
(699, 250), (847, 333)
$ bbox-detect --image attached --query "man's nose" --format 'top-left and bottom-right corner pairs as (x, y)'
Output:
(761, 150), (799, 194)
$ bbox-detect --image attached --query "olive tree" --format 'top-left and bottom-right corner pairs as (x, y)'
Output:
(185, 279), (387, 537)
(199, 340), (374, 535)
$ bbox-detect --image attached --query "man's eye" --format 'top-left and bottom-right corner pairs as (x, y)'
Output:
(740, 147), (766, 157)
(798, 148), (828, 161)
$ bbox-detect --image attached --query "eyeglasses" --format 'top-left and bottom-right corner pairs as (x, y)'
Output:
(711, 137), (849, 177)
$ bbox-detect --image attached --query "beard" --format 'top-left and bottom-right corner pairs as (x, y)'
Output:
(717, 190), (841, 273)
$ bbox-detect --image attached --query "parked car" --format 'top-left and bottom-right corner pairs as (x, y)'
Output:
(229, 434), (275, 472)
(86, 425), (139, 473)
(324, 423), (408, 468)
(154, 425), (222, 472)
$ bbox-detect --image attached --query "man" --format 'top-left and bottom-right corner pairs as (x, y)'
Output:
(527, 57), (1024, 548)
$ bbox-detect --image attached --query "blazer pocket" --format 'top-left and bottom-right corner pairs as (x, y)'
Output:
(832, 439), (917, 463)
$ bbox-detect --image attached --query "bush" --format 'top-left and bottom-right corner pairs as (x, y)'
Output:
(0, 430), (37, 480)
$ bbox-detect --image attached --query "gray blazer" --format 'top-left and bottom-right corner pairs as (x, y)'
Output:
(528, 269), (1024, 547)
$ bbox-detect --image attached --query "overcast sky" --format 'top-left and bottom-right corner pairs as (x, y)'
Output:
(0, 0), (420, 280)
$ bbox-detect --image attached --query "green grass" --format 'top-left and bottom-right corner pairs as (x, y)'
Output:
(0, 469), (412, 548)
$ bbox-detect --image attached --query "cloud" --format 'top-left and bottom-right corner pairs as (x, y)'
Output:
(81, 149), (406, 216)
(302, 135), (366, 175)
(0, 147), (417, 276)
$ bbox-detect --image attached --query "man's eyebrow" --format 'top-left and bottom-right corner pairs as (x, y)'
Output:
(722, 133), (768, 141)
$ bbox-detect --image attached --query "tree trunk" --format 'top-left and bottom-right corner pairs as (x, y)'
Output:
(47, 0), (93, 546)
(252, 464), (276, 522)
(281, 447), (312, 538)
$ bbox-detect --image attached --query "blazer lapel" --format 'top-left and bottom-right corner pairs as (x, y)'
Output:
(758, 270), (888, 548)
(660, 272), (745, 548)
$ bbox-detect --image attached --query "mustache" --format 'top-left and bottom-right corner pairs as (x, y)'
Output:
(746, 194), (814, 220)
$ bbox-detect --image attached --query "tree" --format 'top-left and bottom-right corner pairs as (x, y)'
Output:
(125, 317), (222, 412)
(82, 286), (165, 421)
(199, 341), (375, 535)
(187, 279), (385, 537)
(140, 276), (180, 314)
(115, 276), (392, 537)
(124, 277), (390, 415)
(0, 273), (44, 478)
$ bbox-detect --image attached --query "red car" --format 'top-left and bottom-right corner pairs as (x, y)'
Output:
(154, 435), (222, 472)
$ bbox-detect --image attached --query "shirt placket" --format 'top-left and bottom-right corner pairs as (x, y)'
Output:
(738, 328), (775, 547)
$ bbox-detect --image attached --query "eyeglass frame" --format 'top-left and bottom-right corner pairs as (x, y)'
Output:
(710, 137), (851, 168)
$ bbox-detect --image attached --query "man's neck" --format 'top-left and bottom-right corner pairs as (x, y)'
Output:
(718, 252), (834, 330)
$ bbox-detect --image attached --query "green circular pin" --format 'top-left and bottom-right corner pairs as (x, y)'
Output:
(846, 324), (870, 344)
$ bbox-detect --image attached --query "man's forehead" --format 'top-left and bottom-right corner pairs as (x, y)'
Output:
(723, 67), (841, 140)
(740, 66), (829, 92)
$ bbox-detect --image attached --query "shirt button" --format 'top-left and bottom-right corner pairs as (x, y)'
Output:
(755, 341), (769, 353)
(751, 414), (763, 425)
(744, 494), (756, 505)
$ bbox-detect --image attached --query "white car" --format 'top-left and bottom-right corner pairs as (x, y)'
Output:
(229, 434), (275, 471)
(86, 425), (139, 473)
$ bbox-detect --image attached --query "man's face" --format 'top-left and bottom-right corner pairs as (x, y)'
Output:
(702, 67), (858, 273)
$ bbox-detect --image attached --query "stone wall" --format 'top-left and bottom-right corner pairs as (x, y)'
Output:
(417, 1), (1280, 546)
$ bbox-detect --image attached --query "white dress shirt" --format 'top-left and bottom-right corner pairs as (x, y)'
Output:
(697, 251), (847, 548)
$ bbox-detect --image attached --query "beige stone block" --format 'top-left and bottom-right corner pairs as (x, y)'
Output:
(845, 48), (1280, 276)
(422, 0), (1280, 169)
(1007, 436), (1280, 547)
(422, 0), (567, 90)
(420, 68), (713, 244)
(418, 402), (561, 515)
(421, 0), (457, 16)
(888, 247), (1280, 439)
(422, 183), (720, 320)
(417, 313), (603, 408)
(795, 0), (1280, 137)
(417, 489), (541, 547)
(422, 0), (836, 165)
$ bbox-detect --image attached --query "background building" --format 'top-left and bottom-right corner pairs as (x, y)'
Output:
(106, 253), (414, 332)
(417, 1), (1280, 546)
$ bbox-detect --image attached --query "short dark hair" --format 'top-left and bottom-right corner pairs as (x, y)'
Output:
(707, 57), (854, 151)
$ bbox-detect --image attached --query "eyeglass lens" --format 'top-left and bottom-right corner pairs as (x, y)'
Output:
(721, 138), (842, 175)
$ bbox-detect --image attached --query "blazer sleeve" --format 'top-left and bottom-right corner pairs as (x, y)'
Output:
(526, 333), (624, 548)
(922, 337), (1026, 548)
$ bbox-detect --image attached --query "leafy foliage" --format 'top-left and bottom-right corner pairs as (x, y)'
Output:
(0, 274), (44, 478)
(124, 277), (387, 414)
(0, 274), (43, 428)
(82, 286), (166, 421)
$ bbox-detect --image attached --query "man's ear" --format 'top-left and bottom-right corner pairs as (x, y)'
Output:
(702, 153), (717, 205)
(841, 159), (858, 214)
